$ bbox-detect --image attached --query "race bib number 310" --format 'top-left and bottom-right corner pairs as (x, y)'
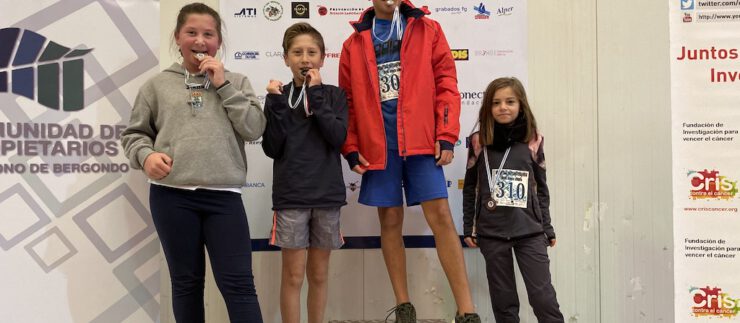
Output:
(378, 61), (401, 102)
(493, 169), (529, 208)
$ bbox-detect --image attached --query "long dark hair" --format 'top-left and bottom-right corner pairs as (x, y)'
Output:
(477, 77), (538, 145)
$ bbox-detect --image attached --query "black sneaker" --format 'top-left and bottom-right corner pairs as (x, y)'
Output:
(385, 302), (417, 323)
(455, 312), (481, 323)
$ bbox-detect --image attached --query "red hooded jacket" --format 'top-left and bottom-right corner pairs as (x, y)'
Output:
(339, 0), (461, 170)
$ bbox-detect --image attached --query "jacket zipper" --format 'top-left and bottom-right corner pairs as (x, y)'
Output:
(398, 18), (415, 158)
(361, 32), (388, 168)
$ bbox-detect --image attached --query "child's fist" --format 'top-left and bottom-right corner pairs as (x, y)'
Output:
(267, 79), (283, 94)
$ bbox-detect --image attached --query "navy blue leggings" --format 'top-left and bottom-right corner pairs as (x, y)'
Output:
(150, 185), (262, 323)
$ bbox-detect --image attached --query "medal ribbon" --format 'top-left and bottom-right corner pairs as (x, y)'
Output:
(483, 146), (511, 202)
(288, 82), (312, 116)
(372, 6), (403, 43)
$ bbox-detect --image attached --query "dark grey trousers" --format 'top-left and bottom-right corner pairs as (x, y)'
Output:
(478, 234), (565, 323)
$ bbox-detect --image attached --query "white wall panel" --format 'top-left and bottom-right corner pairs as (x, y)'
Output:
(529, 1), (600, 322)
(597, 0), (673, 322)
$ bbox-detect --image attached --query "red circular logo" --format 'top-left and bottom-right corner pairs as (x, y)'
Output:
(318, 6), (328, 16)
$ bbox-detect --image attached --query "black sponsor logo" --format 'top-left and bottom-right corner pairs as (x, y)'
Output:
(292, 2), (310, 18)
(234, 8), (257, 18)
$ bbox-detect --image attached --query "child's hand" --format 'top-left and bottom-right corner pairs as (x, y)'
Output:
(549, 238), (557, 247)
(266, 79), (283, 94)
(196, 54), (226, 88)
(435, 141), (453, 166)
(464, 236), (478, 248)
(305, 68), (322, 87)
(143, 152), (172, 180)
(351, 153), (370, 174)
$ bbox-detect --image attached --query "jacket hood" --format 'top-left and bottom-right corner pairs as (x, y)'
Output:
(163, 63), (187, 76)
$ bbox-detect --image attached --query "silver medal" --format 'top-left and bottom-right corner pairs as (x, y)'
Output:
(184, 68), (210, 113)
(190, 89), (203, 109)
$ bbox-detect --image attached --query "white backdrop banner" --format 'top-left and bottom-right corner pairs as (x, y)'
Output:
(221, 0), (529, 246)
(0, 1), (160, 322)
(670, 0), (740, 321)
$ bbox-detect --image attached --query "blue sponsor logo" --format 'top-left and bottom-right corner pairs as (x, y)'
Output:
(473, 3), (491, 19)
(681, 0), (695, 10)
(234, 51), (259, 60)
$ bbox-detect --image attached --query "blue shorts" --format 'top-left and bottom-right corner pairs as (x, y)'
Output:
(359, 151), (448, 207)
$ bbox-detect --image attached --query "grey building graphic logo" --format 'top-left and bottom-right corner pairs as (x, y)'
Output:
(1, 1), (161, 321)
(0, 28), (93, 111)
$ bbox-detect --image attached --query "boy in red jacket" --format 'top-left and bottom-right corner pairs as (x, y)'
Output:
(339, 1), (480, 322)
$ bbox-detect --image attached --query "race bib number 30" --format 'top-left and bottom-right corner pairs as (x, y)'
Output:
(378, 61), (401, 102)
(493, 169), (529, 208)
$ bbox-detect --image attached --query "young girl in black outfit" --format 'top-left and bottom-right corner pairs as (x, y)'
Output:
(462, 77), (564, 323)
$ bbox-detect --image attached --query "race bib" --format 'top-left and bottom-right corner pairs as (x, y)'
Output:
(378, 61), (401, 102)
(492, 169), (529, 208)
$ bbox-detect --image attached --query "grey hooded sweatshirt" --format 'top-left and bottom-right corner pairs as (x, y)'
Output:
(121, 63), (265, 188)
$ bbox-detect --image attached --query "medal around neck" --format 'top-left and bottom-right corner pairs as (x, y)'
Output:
(288, 81), (312, 117)
(184, 68), (210, 114)
(372, 5), (403, 42)
(482, 147), (511, 212)
(289, 69), (313, 116)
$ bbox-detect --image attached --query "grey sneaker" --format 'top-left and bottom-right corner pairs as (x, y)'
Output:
(455, 312), (481, 323)
(385, 302), (417, 323)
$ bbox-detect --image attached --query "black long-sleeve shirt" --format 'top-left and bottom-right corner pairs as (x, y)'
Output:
(462, 134), (555, 240)
(262, 83), (348, 209)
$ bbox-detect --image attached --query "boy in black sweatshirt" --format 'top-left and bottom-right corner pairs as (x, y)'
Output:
(261, 22), (348, 323)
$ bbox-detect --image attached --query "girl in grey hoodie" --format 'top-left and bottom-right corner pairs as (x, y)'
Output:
(121, 3), (265, 322)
